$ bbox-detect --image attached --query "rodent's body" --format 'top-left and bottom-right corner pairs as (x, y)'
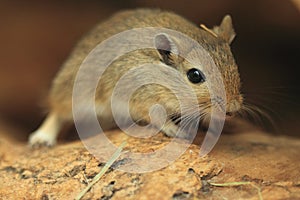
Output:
(29, 9), (243, 146)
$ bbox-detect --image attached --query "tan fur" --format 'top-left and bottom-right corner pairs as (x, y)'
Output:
(29, 9), (243, 146)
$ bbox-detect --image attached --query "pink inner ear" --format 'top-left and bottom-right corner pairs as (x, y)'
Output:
(154, 33), (180, 66)
(155, 34), (172, 52)
(154, 33), (178, 55)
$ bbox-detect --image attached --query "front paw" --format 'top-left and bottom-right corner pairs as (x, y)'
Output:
(29, 130), (56, 147)
(161, 121), (187, 138)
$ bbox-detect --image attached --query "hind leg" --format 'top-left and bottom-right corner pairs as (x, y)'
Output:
(29, 112), (64, 147)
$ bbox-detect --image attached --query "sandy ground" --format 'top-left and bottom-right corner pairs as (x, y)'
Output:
(0, 124), (299, 200)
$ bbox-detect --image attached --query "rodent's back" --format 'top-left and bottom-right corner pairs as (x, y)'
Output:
(48, 9), (239, 118)
(49, 9), (203, 113)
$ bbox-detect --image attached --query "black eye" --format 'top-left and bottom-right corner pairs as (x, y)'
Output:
(187, 68), (206, 84)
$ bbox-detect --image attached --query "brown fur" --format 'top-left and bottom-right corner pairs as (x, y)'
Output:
(29, 9), (243, 145)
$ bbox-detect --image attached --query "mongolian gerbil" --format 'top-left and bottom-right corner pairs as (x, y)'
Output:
(29, 9), (243, 146)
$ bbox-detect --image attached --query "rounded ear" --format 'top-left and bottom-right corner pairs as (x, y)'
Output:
(154, 33), (179, 65)
(213, 15), (236, 44)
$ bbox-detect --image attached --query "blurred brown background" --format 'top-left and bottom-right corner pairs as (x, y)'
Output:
(0, 0), (299, 141)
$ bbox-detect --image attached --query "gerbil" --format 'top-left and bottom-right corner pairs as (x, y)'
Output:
(29, 9), (243, 146)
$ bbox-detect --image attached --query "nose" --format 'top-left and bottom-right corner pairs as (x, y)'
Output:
(226, 98), (242, 113)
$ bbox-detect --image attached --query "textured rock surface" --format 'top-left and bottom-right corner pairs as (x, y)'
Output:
(0, 127), (299, 200)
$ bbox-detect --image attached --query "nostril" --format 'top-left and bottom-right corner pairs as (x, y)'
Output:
(226, 112), (233, 117)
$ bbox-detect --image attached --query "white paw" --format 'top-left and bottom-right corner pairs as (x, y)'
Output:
(29, 130), (57, 147)
(161, 121), (181, 138)
(161, 120), (192, 139)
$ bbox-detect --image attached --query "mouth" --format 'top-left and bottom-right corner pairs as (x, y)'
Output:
(169, 109), (234, 132)
(197, 113), (235, 133)
(225, 111), (238, 119)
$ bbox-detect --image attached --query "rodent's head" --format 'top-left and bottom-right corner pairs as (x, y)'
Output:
(153, 15), (243, 118)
